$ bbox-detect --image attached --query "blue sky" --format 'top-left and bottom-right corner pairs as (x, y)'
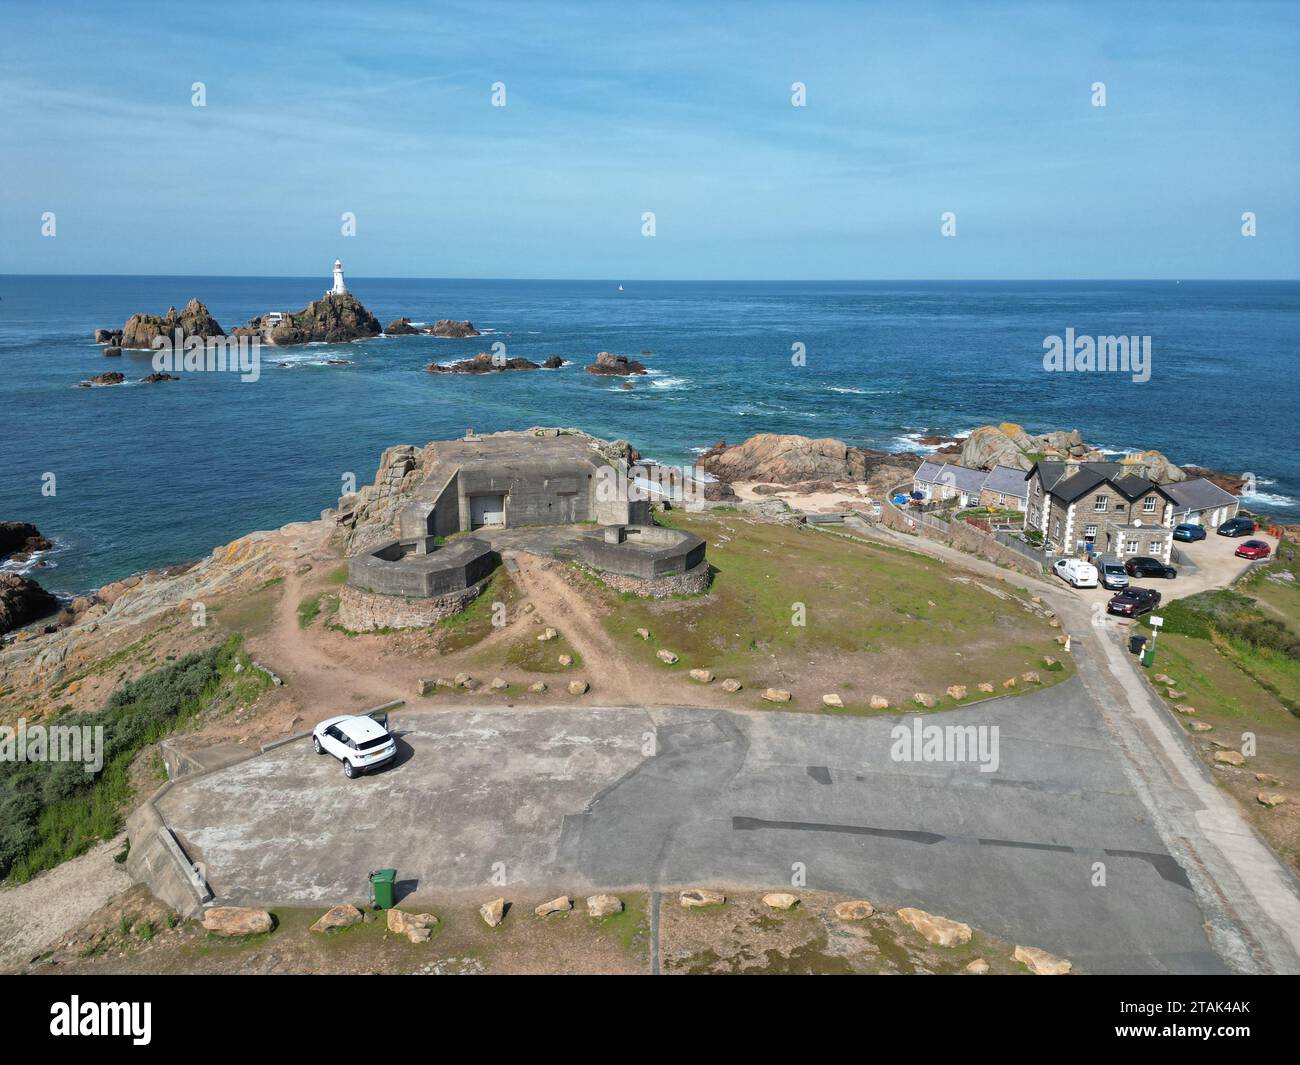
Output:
(2, 1), (1296, 279)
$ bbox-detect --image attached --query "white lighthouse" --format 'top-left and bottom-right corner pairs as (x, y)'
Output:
(330, 259), (347, 297)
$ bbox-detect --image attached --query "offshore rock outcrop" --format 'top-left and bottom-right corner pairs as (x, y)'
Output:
(79, 371), (126, 387)
(426, 352), (562, 374)
(116, 298), (225, 350)
(426, 319), (480, 338)
(254, 293), (382, 345)
(584, 352), (646, 376)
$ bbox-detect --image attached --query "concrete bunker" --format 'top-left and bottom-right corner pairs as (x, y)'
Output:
(342, 430), (708, 627)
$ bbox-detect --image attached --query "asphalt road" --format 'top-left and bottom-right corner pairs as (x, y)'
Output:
(160, 679), (1225, 974)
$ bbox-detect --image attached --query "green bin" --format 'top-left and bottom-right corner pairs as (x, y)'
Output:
(370, 868), (397, 909)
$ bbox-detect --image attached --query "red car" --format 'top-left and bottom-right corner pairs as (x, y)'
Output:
(1235, 540), (1272, 560)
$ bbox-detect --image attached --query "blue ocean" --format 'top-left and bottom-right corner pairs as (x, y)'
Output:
(3, 276), (1297, 594)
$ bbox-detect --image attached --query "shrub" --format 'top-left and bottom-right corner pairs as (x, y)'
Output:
(0, 637), (239, 882)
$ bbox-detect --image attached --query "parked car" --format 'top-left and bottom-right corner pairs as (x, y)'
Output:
(1235, 540), (1272, 560)
(1173, 523), (1207, 542)
(313, 714), (398, 778)
(1095, 555), (1129, 591)
(1053, 557), (1099, 588)
(1107, 586), (1162, 618)
(1217, 517), (1256, 537)
(1125, 556), (1177, 579)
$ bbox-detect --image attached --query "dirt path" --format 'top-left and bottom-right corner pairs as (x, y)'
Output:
(0, 834), (133, 970)
(249, 571), (405, 713)
(507, 551), (693, 706)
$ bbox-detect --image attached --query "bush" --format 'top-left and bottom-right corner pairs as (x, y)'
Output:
(0, 637), (238, 882)
(1152, 589), (1299, 658)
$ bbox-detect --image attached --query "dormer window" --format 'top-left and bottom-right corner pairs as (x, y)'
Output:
(1143, 496), (1157, 513)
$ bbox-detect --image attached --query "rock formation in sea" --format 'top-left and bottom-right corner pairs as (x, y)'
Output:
(251, 293), (383, 345)
(0, 573), (58, 636)
(584, 352), (647, 376)
(139, 372), (179, 383)
(79, 371), (126, 387)
(385, 317), (420, 335)
(426, 352), (546, 374)
(425, 319), (480, 338)
(0, 522), (52, 563)
(116, 298), (226, 350)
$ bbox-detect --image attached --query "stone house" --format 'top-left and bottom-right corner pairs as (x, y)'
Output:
(1025, 460), (1177, 561)
(1166, 477), (1241, 530)
(913, 461), (1028, 513)
(912, 460), (988, 507)
(977, 465), (1030, 511)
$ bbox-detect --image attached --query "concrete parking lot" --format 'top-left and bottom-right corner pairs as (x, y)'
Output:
(159, 680), (1224, 974)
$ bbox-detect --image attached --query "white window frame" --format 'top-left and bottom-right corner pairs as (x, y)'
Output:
(1094, 494), (1108, 512)
(1143, 496), (1157, 513)
(1083, 524), (1098, 540)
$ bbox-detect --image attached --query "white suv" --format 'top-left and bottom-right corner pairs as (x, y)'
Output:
(1053, 557), (1099, 588)
(312, 715), (398, 778)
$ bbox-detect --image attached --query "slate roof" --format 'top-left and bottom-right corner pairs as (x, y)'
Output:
(1031, 461), (1176, 504)
(1166, 477), (1238, 514)
(913, 460), (987, 496)
(981, 464), (1030, 499)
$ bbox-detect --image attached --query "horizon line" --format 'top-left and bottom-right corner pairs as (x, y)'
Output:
(2, 273), (1297, 284)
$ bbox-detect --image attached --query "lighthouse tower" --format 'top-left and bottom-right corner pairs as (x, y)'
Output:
(330, 259), (348, 297)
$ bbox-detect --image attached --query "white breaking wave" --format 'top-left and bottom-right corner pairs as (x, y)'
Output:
(1241, 489), (1297, 507)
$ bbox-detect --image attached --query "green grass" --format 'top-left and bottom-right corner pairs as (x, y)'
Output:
(592, 512), (1067, 702)
(297, 593), (324, 629)
(436, 571), (521, 653)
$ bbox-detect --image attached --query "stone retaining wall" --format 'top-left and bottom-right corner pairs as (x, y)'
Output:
(879, 498), (1045, 580)
(590, 559), (712, 598)
(337, 580), (484, 632)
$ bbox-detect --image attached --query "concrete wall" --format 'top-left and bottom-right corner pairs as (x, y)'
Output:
(575, 525), (706, 578)
(125, 799), (212, 918)
(432, 470), (460, 536)
(347, 537), (497, 597)
(456, 464), (596, 528)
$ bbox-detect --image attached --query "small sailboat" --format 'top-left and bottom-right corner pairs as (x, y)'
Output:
(618, 284), (624, 292)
